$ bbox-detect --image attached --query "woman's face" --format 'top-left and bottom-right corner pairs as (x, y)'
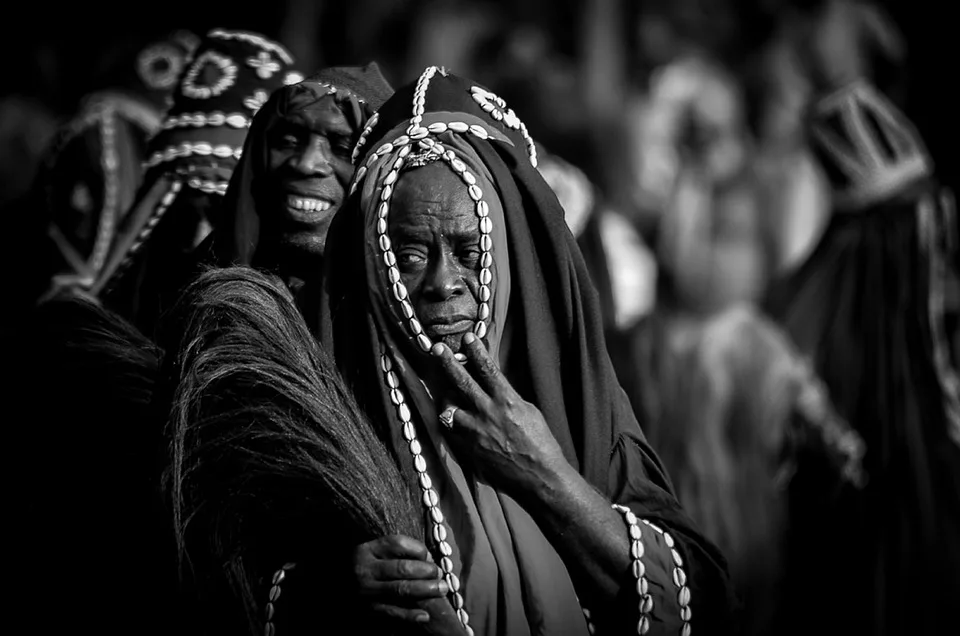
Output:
(389, 163), (482, 353)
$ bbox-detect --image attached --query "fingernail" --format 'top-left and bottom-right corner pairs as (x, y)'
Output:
(463, 332), (476, 344)
(438, 580), (450, 595)
(416, 612), (431, 623)
(431, 343), (445, 356)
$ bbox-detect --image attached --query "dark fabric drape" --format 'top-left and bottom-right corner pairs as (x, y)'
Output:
(764, 187), (960, 636)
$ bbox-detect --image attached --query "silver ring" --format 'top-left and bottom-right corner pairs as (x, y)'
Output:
(439, 406), (458, 429)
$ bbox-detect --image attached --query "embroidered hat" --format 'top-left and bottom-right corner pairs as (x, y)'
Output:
(144, 28), (304, 195)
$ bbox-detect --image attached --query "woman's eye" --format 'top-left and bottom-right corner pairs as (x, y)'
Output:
(397, 249), (426, 267)
(280, 134), (299, 147)
(459, 246), (481, 264)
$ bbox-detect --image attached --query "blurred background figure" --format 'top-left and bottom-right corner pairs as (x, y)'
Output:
(94, 28), (303, 337)
(18, 29), (199, 306)
(762, 2), (960, 635)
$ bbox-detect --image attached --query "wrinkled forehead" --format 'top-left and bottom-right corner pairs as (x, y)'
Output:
(391, 162), (476, 213)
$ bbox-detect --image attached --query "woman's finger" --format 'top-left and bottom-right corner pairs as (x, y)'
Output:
(431, 342), (492, 411)
(363, 577), (450, 600)
(371, 558), (443, 581)
(460, 332), (512, 399)
(369, 534), (432, 560)
(370, 602), (432, 623)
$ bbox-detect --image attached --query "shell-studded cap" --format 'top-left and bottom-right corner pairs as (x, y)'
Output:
(144, 28), (304, 195)
(350, 66), (539, 185)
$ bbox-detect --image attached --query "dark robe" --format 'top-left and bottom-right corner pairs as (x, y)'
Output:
(763, 79), (960, 636)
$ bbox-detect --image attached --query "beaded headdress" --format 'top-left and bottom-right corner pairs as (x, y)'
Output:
(144, 28), (304, 196)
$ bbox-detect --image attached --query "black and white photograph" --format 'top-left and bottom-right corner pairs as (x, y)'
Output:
(3, 1), (958, 634)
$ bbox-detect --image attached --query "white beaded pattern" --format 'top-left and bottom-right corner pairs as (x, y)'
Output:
(612, 504), (655, 635)
(246, 50), (281, 79)
(366, 67), (494, 351)
(89, 107), (121, 275)
(100, 180), (184, 295)
(379, 352), (474, 635)
(582, 606), (597, 635)
(137, 43), (184, 90)
(469, 86), (538, 168)
(641, 519), (693, 635)
(351, 111), (379, 164)
(181, 51), (238, 100)
(162, 111), (251, 130)
(262, 562), (296, 636)
(244, 90), (270, 115)
(208, 29), (295, 65)
(352, 66), (516, 175)
(185, 177), (228, 195)
(143, 141), (242, 170)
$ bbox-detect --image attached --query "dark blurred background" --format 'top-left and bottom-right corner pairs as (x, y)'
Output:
(2, 0), (953, 190)
(2, 0), (956, 284)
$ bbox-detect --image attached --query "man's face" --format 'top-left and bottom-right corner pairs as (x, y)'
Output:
(263, 94), (355, 259)
(390, 163), (482, 353)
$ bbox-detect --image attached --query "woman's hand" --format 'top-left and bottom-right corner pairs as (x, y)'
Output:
(353, 535), (450, 624)
(431, 332), (569, 494)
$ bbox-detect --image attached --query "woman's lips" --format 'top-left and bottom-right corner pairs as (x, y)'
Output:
(426, 319), (474, 336)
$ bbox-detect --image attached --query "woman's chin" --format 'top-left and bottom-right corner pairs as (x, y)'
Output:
(435, 332), (470, 353)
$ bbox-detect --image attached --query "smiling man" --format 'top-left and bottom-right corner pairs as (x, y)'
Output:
(207, 63), (393, 293)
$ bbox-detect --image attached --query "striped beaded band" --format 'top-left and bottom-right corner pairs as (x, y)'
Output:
(641, 519), (692, 635)
(96, 179), (183, 296)
(89, 106), (121, 276)
(142, 141), (242, 171)
(379, 351), (473, 635)
(263, 562), (296, 636)
(612, 504), (655, 635)
(351, 111), (379, 164)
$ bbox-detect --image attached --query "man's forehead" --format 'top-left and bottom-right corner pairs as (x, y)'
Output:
(283, 95), (351, 134)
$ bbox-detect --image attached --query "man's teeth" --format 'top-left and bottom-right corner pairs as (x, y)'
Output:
(287, 196), (332, 212)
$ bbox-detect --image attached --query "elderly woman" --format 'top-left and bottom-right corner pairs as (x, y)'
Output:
(319, 68), (735, 636)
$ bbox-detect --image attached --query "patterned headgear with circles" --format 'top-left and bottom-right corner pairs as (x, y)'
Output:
(144, 29), (304, 195)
